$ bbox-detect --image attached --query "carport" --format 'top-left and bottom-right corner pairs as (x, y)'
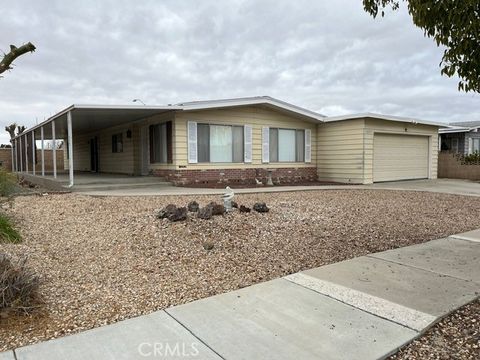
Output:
(11, 104), (180, 187)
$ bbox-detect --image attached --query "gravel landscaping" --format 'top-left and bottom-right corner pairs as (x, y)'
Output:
(390, 299), (479, 359)
(1, 189), (480, 351)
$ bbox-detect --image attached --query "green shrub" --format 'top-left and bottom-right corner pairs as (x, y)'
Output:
(0, 168), (16, 197)
(464, 151), (480, 164)
(0, 214), (21, 244)
(0, 253), (41, 316)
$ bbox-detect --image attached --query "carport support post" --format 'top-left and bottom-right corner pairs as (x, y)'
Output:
(13, 139), (16, 172)
(52, 120), (57, 179)
(67, 111), (74, 187)
(10, 141), (14, 172)
(31, 130), (36, 176)
(19, 136), (23, 172)
(24, 134), (28, 173)
(41, 126), (45, 176)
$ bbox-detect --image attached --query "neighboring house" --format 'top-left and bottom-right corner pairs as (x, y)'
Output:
(10, 96), (444, 186)
(439, 121), (480, 155)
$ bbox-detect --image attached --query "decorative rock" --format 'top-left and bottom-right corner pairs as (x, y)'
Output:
(197, 206), (213, 220)
(207, 202), (225, 216)
(187, 201), (199, 212)
(253, 202), (269, 213)
(231, 201), (239, 209)
(202, 241), (214, 250)
(156, 204), (177, 219)
(239, 205), (251, 213)
(167, 207), (188, 222)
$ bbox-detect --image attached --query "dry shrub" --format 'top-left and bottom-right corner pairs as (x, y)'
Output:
(0, 253), (41, 317)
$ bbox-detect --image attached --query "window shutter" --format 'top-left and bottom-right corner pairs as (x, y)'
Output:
(262, 127), (269, 163)
(187, 121), (198, 163)
(305, 129), (312, 163)
(244, 125), (252, 163)
(468, 137), (473, 154)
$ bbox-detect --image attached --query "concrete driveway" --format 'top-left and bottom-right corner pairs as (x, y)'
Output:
(368, 178), (480, 197)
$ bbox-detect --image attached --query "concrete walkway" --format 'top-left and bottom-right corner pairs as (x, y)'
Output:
(79, 179), (480, 197)
(3, 230), (479, 359)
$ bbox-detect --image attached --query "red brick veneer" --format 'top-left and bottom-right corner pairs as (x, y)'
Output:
(153, 167), (317, 186)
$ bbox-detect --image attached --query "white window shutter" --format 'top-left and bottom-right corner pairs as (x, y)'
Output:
(305, 129), (312, 163)
(244, 125), (252, 163)
(187, 121), (198, 163)
(262, 127), (269, 163)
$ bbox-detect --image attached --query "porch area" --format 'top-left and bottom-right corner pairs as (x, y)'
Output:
(20, 172), (172, 192)
(10, 104), (179, 190)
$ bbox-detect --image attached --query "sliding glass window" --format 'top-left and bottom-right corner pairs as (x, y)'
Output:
(198, 124), (244, 163)
(149, 121), (172, 163)
(269, 128), (305, 162)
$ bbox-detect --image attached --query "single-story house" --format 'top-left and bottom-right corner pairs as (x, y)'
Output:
(439, 121), (480, 155)
(10, 96), (444, 187)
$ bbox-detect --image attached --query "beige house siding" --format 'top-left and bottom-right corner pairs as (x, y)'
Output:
(363, 118), (438, 184)
(173, 106), (318, 170)
(317, 119), (365, 183)
(317, 118), (439, 184)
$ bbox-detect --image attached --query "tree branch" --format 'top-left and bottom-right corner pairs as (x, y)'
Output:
(0, 42), (36, 75)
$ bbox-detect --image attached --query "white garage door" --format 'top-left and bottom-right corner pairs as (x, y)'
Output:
(373, 133), (429, 182)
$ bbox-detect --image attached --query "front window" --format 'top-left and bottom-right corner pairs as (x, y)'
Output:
(149, 121), (172, 163)
(198, 124), (244, 163)
(451, 138), (458, 152)
(112, 133), (123, 153)
(472, 138), (480, 153)
(269, 128), (304, 162)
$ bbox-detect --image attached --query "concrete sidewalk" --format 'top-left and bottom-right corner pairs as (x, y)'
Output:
(4, 230), (479, 359)
(80, 179), (480, 197)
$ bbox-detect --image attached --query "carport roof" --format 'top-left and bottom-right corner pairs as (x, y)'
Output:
(13, 104), (181, 139)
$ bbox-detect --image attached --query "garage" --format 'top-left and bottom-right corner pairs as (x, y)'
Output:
(373, 133), (429, 182)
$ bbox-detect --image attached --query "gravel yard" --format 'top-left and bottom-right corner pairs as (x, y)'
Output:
(390, 299), (479, 359)
(2, 189), (480, 352)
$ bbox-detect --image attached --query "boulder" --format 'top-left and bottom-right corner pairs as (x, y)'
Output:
(167, 207), (188, 222)
(239, 205), (251, 213)
(187, 201), (199, 212)
(156, 204), (177, 219)
(253, 202), (269, 213)
(197, 206), (213, 220)
(207, 202), (225, 216)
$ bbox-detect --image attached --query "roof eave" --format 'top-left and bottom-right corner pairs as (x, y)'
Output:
(324, 113), (448, 128)
(179, 96), (326, 123)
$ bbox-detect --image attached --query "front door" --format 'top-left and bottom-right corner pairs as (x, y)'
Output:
(90, 137), (99, 172)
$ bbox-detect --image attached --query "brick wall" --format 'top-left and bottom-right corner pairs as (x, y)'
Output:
(438, 151), (480, 180)
(153, 167), (318, 186)
(0, 148), (64, 172)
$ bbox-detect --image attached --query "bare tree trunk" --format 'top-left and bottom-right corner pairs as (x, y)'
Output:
(0, 42), (36, 75)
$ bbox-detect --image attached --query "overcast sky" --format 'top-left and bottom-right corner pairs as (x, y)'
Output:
(1, 0), (478, 144)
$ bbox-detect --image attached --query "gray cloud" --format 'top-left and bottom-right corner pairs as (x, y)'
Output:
(0, 0), (478, 144)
